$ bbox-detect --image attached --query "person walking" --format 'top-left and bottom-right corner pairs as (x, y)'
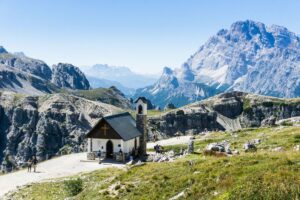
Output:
(27, 158), (32, 172)
(32, 156), (38, 173)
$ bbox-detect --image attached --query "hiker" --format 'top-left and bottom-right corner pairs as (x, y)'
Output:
(119, 149), (125, 163)
(153, 134), (157, 142)
(154, 144), (159, 154)
(97, 150), (102, 164)
(27, 158), (32, 172)
(156, 145), (163, 154)
(32, 156), (38, 172)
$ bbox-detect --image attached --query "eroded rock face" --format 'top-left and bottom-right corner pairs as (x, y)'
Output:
(149, 91), (300, 137)
(149, 106), (224, 136)
(211, 92), (244, 118)
(51, 63), (90, 90)
(0, 92), (121, 170)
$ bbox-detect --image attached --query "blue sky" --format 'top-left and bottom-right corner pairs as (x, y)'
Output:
(0, 0), (299, 74)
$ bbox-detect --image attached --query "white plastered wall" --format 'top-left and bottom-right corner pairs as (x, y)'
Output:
(89, 137), (139, 154)
(122, 137), (140, 153)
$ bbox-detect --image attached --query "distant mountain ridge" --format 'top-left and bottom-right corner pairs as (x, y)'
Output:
(135, 20), (300, 107)
(82, 64), (158, 95)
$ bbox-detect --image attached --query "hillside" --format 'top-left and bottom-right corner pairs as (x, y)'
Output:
(7, 125), (300, 199)
(68, 86), (132, 109)
(0, 64), (60, 95)
(135, 20), (300, 107)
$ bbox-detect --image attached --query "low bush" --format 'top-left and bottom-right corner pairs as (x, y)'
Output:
(63, 178), (83, 196)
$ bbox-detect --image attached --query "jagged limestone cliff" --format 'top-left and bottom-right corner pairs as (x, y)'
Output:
(0, 92), (121, 170)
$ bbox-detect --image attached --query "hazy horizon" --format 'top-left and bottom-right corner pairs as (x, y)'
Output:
(0, 0), (300, 74)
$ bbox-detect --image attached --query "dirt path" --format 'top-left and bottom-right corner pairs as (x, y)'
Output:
(0, 136), (193, 198)
(0, 153), (124, 198)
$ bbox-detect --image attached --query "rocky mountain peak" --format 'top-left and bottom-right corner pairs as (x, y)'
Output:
(0, 46), (7, 54)
(225, 20), (274, 47)
(162, 66), (174, 75)
(51, 63), (90, 90)
(135, 20), (300, 107)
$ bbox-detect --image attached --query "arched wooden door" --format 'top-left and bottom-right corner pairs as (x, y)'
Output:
(106, 140), (113, 158)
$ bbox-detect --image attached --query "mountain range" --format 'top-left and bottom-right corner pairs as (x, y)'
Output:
(82, 64), (158, 95)
(134, 20), (300, 107)
(0, 47), (91, 95)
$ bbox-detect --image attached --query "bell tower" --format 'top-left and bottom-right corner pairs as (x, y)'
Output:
(135, 97), (148, 156)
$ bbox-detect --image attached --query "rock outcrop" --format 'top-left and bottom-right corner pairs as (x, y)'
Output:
(0, 92), (121, 171)
(149, 91), (300, 137)
(51, 63), (90, 90)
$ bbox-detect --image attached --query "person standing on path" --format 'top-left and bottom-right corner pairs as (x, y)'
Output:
(27, 159), (32, 172)
(97, 150), (102, 164)
(32, 156), (38, 173)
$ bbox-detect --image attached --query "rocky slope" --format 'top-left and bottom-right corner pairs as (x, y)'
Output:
(0, 47), (52, 81)
(69, 86), (132, 109)
(135, 20), (300, 107)
(0, 64), (59, 95)
(0, 47), (91, 94)
(0, 92), (121, 171)
(149, 91), (300, 137)
(51, 63), (90, 90)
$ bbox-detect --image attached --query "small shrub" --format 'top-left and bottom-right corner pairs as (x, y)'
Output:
(280, 121), (293, 126)
(176, 110), (185, 115)
(294, 135), (300, 143)
(203, 150), (227, 157)
(64, 178), (83, 196)
(262, 102), (273, 107)
(243, 107), (253, 114)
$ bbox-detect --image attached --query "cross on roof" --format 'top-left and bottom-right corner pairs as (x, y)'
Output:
(101, 123), (109, 136)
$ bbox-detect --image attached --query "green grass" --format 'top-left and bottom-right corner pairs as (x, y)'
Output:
(10, 126), (300, 200)
(61, 87), (130, 109)
(128, 109), (165, 119)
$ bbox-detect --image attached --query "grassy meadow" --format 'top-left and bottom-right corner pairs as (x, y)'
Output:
(9, 125), (300, 200)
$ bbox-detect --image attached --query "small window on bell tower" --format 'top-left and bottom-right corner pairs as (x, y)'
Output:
(138, 105), (143, 114)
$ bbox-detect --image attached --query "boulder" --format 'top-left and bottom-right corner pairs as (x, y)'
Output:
(206, 141), (232, 154)
(272, 147), (284, 152)
(261, 116), (276, 127)
(244, 142), (257, 152)
(294, 145), (300, 151)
